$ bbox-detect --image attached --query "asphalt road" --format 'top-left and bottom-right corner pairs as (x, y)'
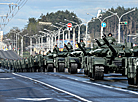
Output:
(0, 71), (138, 102)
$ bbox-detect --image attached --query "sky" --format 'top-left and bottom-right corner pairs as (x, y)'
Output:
(0, 0), (138, 34)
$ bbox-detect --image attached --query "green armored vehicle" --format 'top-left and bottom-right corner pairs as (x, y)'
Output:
(54, 47), (68, 72)
(87, 34), (138, 85)
(43, 51), (56, 72)
(64, 42), (88, 74)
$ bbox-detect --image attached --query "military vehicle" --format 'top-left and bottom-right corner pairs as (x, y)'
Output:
(43, 52), (55, 72)
(77, 42), (96, 76)
(54, 51), (68, 72)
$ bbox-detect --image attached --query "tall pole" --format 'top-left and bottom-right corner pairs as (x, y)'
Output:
(21, 37), (23, 57)
(101, 26), (103, 38)
(103, 8), (135, 43)
(41, 36), (43, 49)
(55, 36), (56, 46)
(30, 37), (32, 55)
(73, 28), (75, 49)
(17, 34), (19, 55)
(49, 37), (50, 51)
(58, 29), (60, 47)
(16, 33), (17, 52)
(86, 23), (88, 45)
(118, 19), (121, 43)
(78, 26), (80, 43)
(63, 30), (65, 48)
(68, 30), (70, 42)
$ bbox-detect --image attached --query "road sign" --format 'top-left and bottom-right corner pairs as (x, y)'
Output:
(67, 23), (72, 28)
(101, 22), (106, 27)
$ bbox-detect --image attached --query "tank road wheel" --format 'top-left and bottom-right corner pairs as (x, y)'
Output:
(47, 64), (54, 72)
(128, 69), (138, 85)
(92, 66), (104, 80)
(69, 63), (77, 74)
(58, 63), (65, 72)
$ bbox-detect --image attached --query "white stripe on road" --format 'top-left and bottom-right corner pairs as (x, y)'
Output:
(17, 98), (52, 101)
(0, 77), (15, 80)
(12, 73), (91, 102)
(83, 81), (138, 95)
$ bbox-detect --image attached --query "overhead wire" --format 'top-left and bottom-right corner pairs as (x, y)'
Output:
(0, 0), (28, 31)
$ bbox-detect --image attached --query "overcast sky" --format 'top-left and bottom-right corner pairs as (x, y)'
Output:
(0, 0), (138, 34)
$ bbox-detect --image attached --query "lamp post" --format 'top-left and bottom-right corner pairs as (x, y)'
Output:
(39, 30), (55, 51)
(56, 22), (69, 48)
(18, 33), (28, 57)
(103, 8), (135, 43)
(25, 35), (34, 55)
(51, 24), (62, 48)
(87, 13), (116, 38)
(43, 29), (58, 51)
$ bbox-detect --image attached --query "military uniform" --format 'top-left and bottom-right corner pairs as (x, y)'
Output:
(53, 46), (59, 54)
(80, 41), (85, 48)
(67, 43), (73, 51)
(63, 47), (68, 52)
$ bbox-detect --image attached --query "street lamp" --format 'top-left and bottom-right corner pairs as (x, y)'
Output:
(87, 12), (116, 39)
(65, 17), (85, 43)
(51, 24), (62, 48)
(18, 33), (28, 57)
(56, 22), (69, 49)
(104, 8), (135, 43)
(43, 29), (58, 51)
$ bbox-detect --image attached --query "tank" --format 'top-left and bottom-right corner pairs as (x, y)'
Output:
(43, 52), (55, 72)
(91, 35), (138, 85)
(54, 48), (69, 72)
(77, 42), (93, 75)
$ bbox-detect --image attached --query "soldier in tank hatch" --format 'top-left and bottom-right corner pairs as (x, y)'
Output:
(80, 39), (85, 48)
(67, 42), (73, 51)
(53, 44), (59, 53)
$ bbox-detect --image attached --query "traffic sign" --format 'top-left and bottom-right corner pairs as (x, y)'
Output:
(67, 23), (72, 28)
(101, 22), (106, 27)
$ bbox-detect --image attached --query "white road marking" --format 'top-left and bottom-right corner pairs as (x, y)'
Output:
(0, 77), (15, 80)
(83, 80), (138, 95)
(13, 73), (91, 102)
(17, 98), (52, 101)
(67, 77), (78, 80)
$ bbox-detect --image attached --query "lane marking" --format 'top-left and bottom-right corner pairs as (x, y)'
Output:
(13, 73), (91, 102)
(46, 73), (138, 95)
(83, 81), (138, 95)
(17, 98), (52, 101)
(0, 77), (15, 80)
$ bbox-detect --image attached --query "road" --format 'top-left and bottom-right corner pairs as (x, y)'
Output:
(0, 71), (138, 102)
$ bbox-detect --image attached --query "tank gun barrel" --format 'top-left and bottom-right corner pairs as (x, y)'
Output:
(102, 36), (117, 56)
(95, 39), (102, 47)
(64, 44), (69, 52)
(77, 42), (87, 55)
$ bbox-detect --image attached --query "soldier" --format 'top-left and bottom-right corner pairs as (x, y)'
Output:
(67, 42), (73, 51)
(107, 33), (116, 44)
(46, 50), (51, 55)
(80, 39), (85, 48)
(53, 45), (59, 53)
(108, 33), (112, 37)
